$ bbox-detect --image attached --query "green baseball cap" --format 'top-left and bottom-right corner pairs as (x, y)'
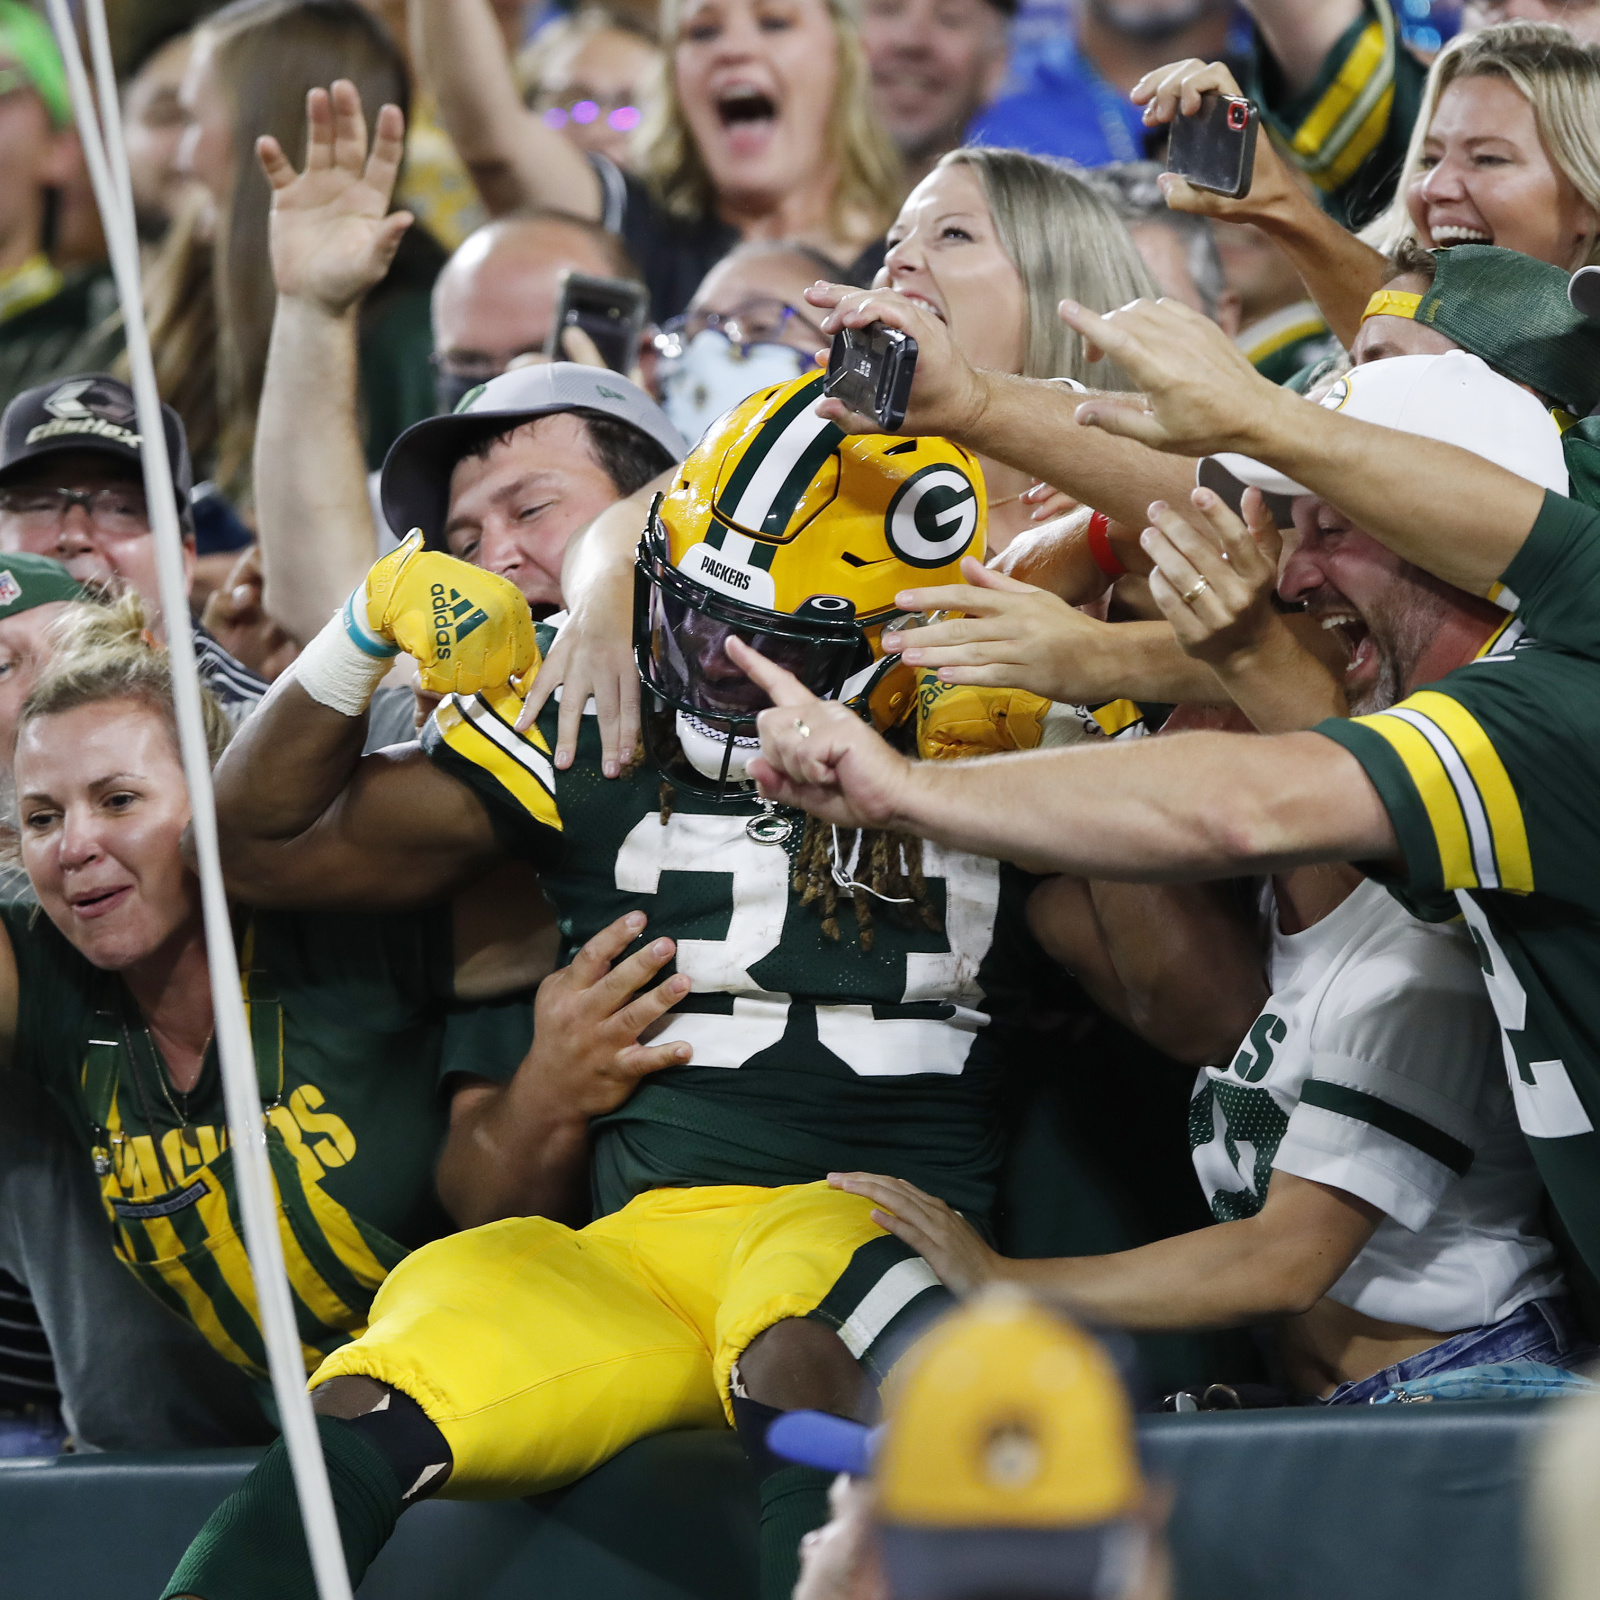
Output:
(1414, 246), (1600, 417)
(0, 551), (82, 621)
(0, 2), (69, 130)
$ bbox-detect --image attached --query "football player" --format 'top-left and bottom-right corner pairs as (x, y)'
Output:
(164, 374), (1051, 1600)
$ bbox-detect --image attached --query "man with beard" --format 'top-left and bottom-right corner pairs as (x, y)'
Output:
(756, 413), (1591, 1404)
(858, 0), (1015, 188)
(968, 0), (1245, 168)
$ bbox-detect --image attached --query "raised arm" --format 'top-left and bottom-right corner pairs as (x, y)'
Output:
(1129, 57), (1389, 347)
(408, 0), (602, 219)
(731, 637), (1397, 879)
(213, 541), (539, 906)
(255, 82), (408, 645)
(1027, 872), (1265, 1065)
(1056, 297), (1545, 597)
(1238, 0), (1365, 95)
(803, 284), (1198, 531)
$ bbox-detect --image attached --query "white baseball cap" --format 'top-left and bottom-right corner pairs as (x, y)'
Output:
(1207, 350), (1569, 503)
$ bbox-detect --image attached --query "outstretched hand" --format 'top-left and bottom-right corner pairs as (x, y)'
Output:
(728, 637), (915, 830)
(527, 911), (692, 1117)
(829, 1172), (1002, 1296)
(880, 557), (1115, 703)
(804, 281), (987, 439)
(260, 78), (412, 315)
(1142, 487), (1283, 668)
(1060, 297), (1282, 458)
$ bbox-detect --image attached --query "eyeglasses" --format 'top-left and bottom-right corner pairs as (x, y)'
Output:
(533, 89), (643, 134)
(0, 485), (150, 536)
(655, 299), (828, 358)
(429, 348), (545, 383)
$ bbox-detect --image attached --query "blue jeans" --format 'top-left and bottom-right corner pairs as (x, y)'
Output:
(1323, 1296), (1592, 1405)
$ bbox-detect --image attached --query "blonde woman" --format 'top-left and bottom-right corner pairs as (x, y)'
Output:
(524, 146), (1180, 772)
(882, 147), (1155, 552)
(1135, 23), (1600, 348)
(413, 0), (902, 318)
(0, 594), (558, 1387)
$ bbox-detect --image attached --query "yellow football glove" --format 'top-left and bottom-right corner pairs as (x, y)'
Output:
(915, 670), (1051, 761)
(361, 532), (539, 696)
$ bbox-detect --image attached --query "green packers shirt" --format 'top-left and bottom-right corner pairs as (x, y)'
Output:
(1316, 492), (1600, 1278)
(2, 901), (467, 1376)
(421, 629), (1036, 1222)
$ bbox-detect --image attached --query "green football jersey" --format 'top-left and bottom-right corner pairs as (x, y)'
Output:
(3, 900), (475, 1375)
(421, 635), (1040, 1221)
(1317, 495), (1600, 1274)
(1245, 0), (1426, 231)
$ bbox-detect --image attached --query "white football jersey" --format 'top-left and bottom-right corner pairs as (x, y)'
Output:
(1190, 877), (1560, 1332)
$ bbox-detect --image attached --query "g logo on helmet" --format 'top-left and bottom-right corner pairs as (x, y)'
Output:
(885, 464), (979, 568)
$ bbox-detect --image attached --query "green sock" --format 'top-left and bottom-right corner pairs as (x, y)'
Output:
(759, 1463), (833, 1600)
(163, 1416), (405, 1600)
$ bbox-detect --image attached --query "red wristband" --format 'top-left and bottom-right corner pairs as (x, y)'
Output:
(1086, 511), (1125, 580)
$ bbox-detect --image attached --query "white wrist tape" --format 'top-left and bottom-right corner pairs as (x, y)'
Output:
(292, 587), (398, 718)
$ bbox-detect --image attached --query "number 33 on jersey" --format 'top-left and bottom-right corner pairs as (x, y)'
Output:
(422, 636), (1038, 1219)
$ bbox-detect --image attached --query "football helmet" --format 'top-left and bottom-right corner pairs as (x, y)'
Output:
(634, 371), (987, 798)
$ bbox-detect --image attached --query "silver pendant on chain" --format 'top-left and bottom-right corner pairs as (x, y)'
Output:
(746, 807), (795, 846)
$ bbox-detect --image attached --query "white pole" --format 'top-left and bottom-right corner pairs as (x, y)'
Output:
(43, 6), (354, 1597)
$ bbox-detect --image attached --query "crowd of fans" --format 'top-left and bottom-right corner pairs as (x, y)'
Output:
(1, 0), (1600, 1596)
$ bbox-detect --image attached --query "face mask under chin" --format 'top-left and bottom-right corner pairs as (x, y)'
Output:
(658, 330), (811, 447)
(676, 708), (762, 784)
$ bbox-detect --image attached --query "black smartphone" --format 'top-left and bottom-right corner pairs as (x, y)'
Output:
(824, 323), (919, 431)
(545, 271), (650, 373)
(1166, 91), (1259, 199)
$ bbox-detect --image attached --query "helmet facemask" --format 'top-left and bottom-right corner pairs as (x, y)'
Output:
(633, 498), (873, 801)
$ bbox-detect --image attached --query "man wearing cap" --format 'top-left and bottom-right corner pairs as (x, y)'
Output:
(741, 284), (1600, 1294)
(0, 372), (268, 715)
(0, 2), (117, 415)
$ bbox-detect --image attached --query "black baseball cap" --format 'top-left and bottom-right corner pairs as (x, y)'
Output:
(0, 374), (195, 533)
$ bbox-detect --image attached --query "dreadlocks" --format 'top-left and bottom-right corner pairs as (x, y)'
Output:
(653, 779), (941, 950)
(792, 815), (942, 951)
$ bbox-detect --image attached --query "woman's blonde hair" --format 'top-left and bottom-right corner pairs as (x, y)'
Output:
(20, 592), (232, 768)
(635, 0), (901, 244)
(1365, 21), (1600, 268)
(937, 148), (1158, 389)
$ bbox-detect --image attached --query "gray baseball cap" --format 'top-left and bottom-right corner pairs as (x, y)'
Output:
(380, 362), (687, 549)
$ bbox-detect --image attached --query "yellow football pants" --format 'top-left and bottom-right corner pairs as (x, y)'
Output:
(310, 1181), (916, 1498)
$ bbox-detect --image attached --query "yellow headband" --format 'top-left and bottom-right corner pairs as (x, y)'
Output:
(1362, 289), (1423, 324)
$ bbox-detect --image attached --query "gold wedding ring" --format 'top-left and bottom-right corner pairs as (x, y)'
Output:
(794, 718), (811, 738)
(1181, 577), (1211, 605)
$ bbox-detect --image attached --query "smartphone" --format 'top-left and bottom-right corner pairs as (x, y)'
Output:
(546, 271), (650, 373)
(1167, 91), (1259, 199)
(824, 323), (919, 431)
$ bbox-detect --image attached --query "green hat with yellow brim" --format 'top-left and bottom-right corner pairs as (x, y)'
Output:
(1363, 246), (1600, 417)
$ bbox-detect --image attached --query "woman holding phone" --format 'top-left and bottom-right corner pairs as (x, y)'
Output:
(522, 144), (1165, 775)
(1136, 21), (1600, 348)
